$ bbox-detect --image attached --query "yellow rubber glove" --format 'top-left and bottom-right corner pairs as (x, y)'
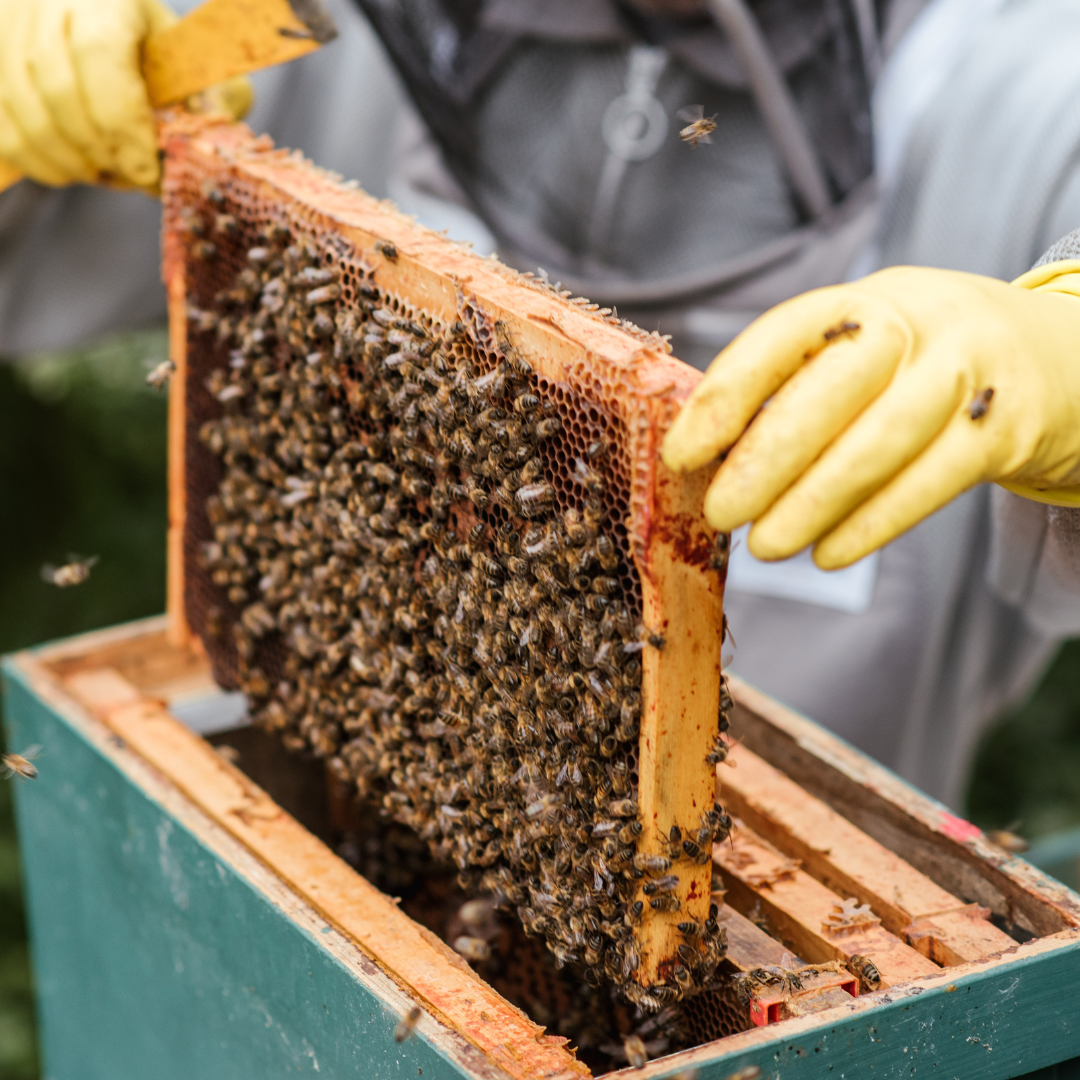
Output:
(0, 0), (252, 191)
(661, 262), (1080, 569)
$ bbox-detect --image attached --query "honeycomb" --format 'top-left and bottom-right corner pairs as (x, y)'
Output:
(161, 117), (730, 1018)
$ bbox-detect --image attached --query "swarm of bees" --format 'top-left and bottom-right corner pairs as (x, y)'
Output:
(184, 198), (732, 1012)
(41, 555), (98, 588)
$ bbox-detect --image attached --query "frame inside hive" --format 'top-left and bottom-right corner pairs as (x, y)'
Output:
(159, 114), (725, 994)
(28, 618), (1080, 1079)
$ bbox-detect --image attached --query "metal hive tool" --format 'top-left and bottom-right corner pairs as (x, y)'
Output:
(161, 115), (731, 1012)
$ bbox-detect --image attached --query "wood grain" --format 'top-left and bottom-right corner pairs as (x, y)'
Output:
(727, 675), (1080, 939)
(720, 742), (1016, 963)
(143, 0), (323, 107)
(714, 819), (939, 988)
(59, 665), (588, 1080)
(636, 462), (724, 982)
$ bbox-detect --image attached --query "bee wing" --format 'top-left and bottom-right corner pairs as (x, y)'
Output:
(23, 744), (42, 761)
(697, 131), (714, 145)
(85, 555), (100, 569)
(676, 104), (705, 122)
(40, 564), (57, 583)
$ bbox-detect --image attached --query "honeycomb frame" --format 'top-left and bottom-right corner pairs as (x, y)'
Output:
(160, 115), (725, 993)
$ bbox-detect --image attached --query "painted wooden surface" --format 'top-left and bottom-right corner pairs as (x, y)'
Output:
(1, 659), (510, 1080)
(715, 819), (939, 988)
(7, 625), (1080, 1080)
(48, 662), (584, 1080)
(720, 742), (1015, 961)
(728, 676), (1080, 939)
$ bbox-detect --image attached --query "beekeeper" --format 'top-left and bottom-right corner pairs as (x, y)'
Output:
(3, 0), (1080, 806)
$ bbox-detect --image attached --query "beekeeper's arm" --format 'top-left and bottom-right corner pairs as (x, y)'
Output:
(0, 0), (403, 358)
(0, 0), (252, 192)
(662, 262), (1080, 570)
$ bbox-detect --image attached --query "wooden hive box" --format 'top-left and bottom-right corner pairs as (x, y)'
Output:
(5, 618), (1080, 1079)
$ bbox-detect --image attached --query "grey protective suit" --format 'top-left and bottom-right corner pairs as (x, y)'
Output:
(2, 0), (1080, 807)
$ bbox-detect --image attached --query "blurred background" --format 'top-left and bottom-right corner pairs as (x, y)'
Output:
(4, 331), (1080, 1079)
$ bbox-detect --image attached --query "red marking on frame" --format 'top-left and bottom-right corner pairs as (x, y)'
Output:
(939, 813), (983, 844)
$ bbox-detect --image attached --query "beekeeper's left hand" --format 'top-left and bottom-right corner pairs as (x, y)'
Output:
(662, 262), (1080, 569)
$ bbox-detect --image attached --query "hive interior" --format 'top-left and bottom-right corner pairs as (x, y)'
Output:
(163, 118), (730, 1053)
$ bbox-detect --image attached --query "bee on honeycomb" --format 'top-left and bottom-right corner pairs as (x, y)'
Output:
(183, 200), (731, 1016)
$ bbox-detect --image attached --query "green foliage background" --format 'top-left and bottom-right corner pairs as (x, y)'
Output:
(2, 330), (1080, 1078)
(0, 330), (168, 1079)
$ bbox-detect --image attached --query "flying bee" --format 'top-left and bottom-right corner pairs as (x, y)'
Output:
(452, 936), (491, 963)
(623, 1035), (648, 1069)
(2, 745), (41, 781)
(394, 1006), (422, 1043)
(676, 105), (718, 147)
(146, 358), (176, 389)
(985, 824), (1029, 853)
(41, 555), (98, 587)
(849, 953), (882, 990)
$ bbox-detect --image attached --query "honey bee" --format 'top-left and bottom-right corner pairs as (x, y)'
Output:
(2, 745), (41, 781)
(649, 896), (680, 912)
(677, 105), (717, 147)
(633, 853), (671, 874)
(985, 828), (1029, 853)
(41, 555), (98, 587)
(849, 953), (882, 990)
(822, 319), (861, 343)
(394, 1005), (422, 1043)
(375, 240), (399, 262)
(969, 387), (995, 421)
(724, 1069), (762, 1080)
(525, 793), (563, 821)
(642, 874), (679, 895)
(146, 359), (176, 389)
(623, 1034), (648, 1069)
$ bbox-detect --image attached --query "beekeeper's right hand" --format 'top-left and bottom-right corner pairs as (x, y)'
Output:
(0, 0), (178, 190)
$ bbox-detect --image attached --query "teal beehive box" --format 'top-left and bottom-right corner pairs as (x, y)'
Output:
(6, 616), (1080, 1080)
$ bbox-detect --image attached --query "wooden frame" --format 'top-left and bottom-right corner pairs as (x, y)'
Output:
(7, 620), (1080, 1079)
(160, 115), (725, 985)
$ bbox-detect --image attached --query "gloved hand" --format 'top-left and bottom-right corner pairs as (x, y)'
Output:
(0, 0), (251, 191)
(661, 262), (1080, 569)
